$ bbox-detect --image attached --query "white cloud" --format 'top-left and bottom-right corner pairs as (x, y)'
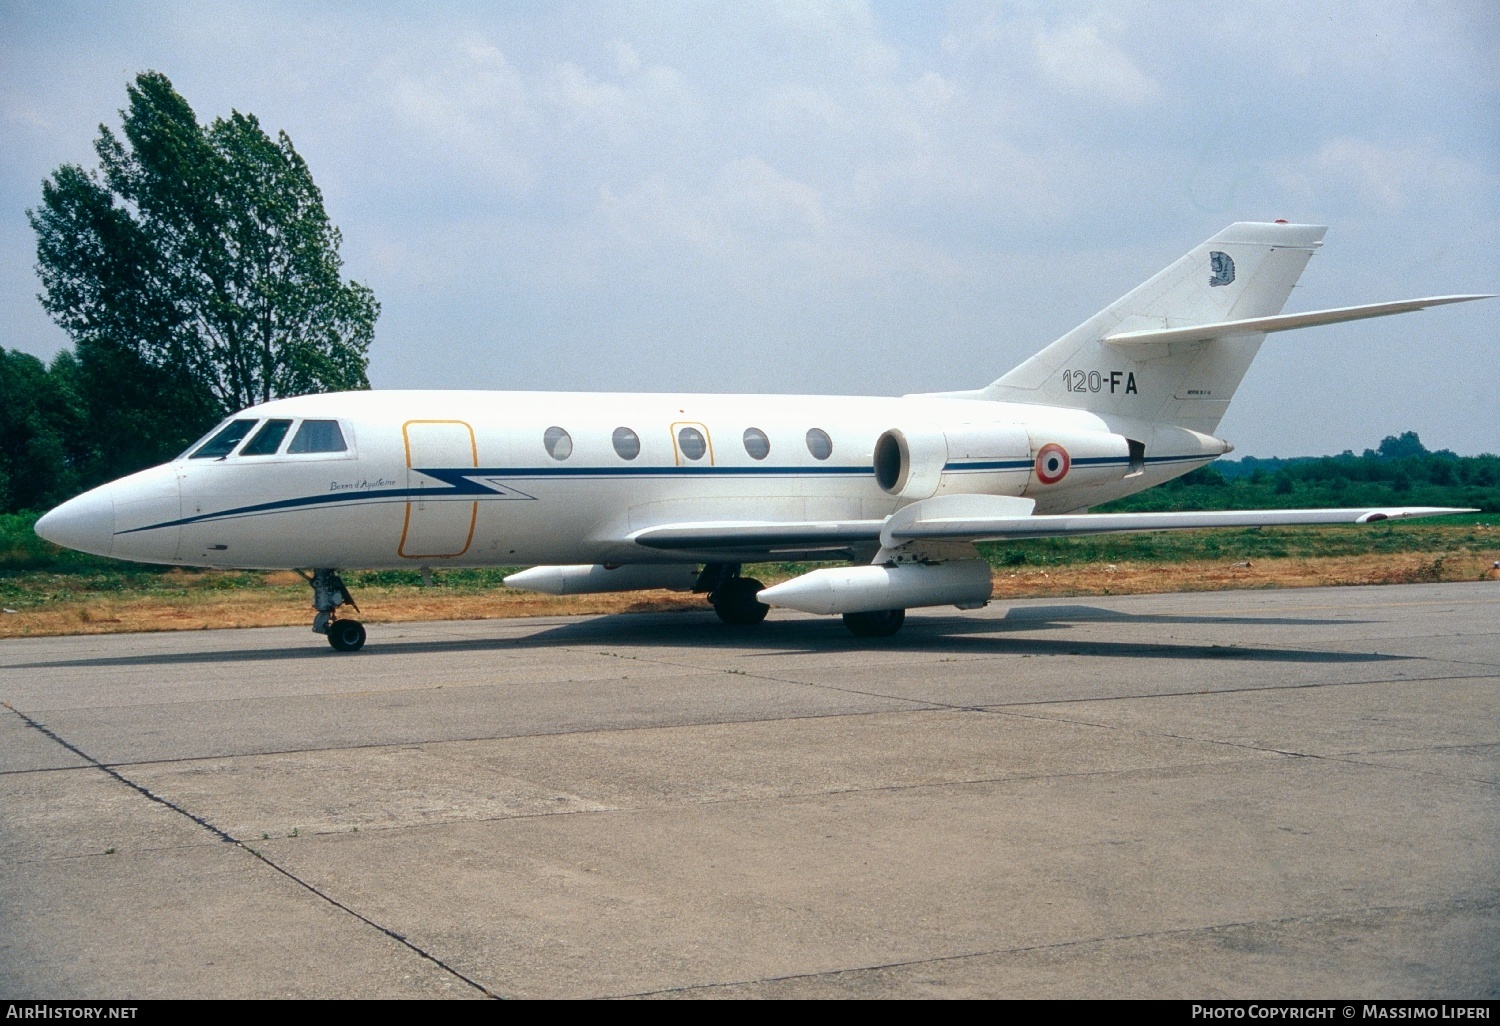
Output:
(0, 2), (1494, 454)
(717, 157), (827, 233)
(3, 102), (50, 130)
(383, 37), (535, 189)
(543, 61), (629, 122)
(1282, 137), (1489, 210)
(610, 39), (641, 76)
(1032, 20), (1160, 105)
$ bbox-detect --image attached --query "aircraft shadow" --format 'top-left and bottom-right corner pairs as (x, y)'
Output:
(3, 605), (1398, 670)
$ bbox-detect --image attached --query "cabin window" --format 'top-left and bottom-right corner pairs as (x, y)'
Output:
(805, 428), (832, 461)
(240, 419), (293, 456)
(544, 426), (573, 460)
(190, 419), (257, 459)
(612, 427), (640, 460)
(287, 420), (348, 454)
(742, 427), (770, 461)
(677, 426), (707, 461)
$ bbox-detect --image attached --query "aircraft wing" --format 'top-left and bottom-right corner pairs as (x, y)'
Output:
(629, 499), (1473, 557)
(1104, 294), (1493, 350)
(883, 505), (1474, 545)
(631, 521), (883, 554)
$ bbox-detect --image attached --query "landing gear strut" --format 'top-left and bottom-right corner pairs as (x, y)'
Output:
(697, 562), (769, 627)
(299, 569), (365, 652)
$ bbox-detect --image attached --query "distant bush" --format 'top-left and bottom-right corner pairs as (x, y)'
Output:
(1103, 434), (1500, 515)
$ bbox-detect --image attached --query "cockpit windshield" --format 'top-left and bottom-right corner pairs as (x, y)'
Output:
(287, 420), (347, 454)
(189, 419), (257, 459)
(240, 419), (293, 456)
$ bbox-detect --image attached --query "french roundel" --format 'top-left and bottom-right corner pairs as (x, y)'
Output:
(1034, 443), (1070, 485)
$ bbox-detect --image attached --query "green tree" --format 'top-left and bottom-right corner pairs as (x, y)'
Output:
(0, 349), (88, 512)
(28, 71), (377, 477)
(1374, 431), (1428, 460)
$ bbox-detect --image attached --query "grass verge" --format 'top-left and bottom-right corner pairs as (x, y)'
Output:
(1, 516), (1496, 639)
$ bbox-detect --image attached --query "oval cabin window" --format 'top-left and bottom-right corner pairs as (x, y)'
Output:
(805, 428), (833, 461)
(677, 426), (707, 461)
(544, 426), (573, 460)
(742, 427), (770, 461)
(612, 427), (640, 460)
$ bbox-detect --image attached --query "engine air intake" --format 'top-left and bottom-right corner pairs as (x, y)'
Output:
(874, 431), (906, 494)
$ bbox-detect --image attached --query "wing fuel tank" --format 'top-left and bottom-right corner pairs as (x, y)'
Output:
(504, 563), (700, 595)
(758, 559), (993, 615)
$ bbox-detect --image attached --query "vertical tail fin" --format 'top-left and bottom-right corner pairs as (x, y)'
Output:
(982, 222), (1326, 435)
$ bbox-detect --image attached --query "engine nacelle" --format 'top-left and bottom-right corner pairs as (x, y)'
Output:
(873, 427), (948, 500)
(937, 422), (1031, 497)
(1023, 429), (1140, 494)
(503, 563), (699, 595)
(758, 559), (993, 615)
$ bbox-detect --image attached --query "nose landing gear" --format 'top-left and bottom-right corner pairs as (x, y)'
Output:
(298, 569), (366, 651)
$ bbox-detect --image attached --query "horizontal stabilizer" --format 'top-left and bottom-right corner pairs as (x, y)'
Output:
(1105, 295), (1493, 349)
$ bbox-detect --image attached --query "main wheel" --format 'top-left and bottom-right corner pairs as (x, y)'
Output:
(327, 618), (367, 652)
(843, 608), (905, 638)
(712, 577), (769, 626)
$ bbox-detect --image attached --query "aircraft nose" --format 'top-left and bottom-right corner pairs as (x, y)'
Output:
(34, 486), (115, 557)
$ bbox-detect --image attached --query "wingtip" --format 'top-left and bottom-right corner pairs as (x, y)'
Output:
(1357, 507), (1480, 524)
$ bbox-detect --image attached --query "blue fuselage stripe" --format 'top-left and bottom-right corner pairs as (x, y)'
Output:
(118, 453), (1212, 534)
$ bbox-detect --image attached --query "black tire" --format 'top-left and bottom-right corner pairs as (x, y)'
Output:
(843, 608), (906, 638)
(712, 577), (769, 626)
(327, 618), (367, 652)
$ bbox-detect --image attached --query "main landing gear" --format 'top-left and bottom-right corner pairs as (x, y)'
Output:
(698, 563), (770, 626)
(298, 569), (366, 652)
(842, 608), (906, 638)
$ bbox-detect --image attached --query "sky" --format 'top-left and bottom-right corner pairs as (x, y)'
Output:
(1, 0), (1496, 457)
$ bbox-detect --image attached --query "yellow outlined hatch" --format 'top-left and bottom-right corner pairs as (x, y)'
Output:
(398, 420), (478, 559)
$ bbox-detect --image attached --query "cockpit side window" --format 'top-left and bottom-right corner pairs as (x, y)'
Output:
(190, 419), (258, 459)
(240, 419), (294, 456)
(287, 419), (348, 454)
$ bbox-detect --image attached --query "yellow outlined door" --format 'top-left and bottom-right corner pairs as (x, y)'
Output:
(669, 421), (715, 466)
(399, 420), (478, 559)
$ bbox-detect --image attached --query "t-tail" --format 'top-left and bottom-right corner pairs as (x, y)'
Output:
(969, 221), (1490, 436)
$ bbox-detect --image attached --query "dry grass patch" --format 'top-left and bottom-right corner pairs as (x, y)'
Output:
(988, 551), (1495, 599)
(2, 550), (1495, 639)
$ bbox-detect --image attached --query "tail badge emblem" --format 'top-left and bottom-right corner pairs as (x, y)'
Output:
(1209, 251), (1235, 287)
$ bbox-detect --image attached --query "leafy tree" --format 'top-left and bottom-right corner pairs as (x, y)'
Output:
(28, 71), (377, 477)
(1372, 431), (1429, 460)
(0, 349), (88, 512)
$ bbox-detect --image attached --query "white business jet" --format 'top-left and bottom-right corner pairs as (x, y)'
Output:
(34, 222), (1489, 649)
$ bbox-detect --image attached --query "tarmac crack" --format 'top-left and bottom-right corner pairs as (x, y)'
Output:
(1312, 752), (1500, 789)
(0, 700), (503, 1000)
(611, 893), (1500, 998)
(569, 646), (989, 712)
(972, 668), (1500, 709)
(980, 707), (1500, 790)
(4, 669), (1492, 779)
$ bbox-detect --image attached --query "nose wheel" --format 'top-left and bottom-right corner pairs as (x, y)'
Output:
(298, 569), (366, 652)
(326, 618), (367, 652)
